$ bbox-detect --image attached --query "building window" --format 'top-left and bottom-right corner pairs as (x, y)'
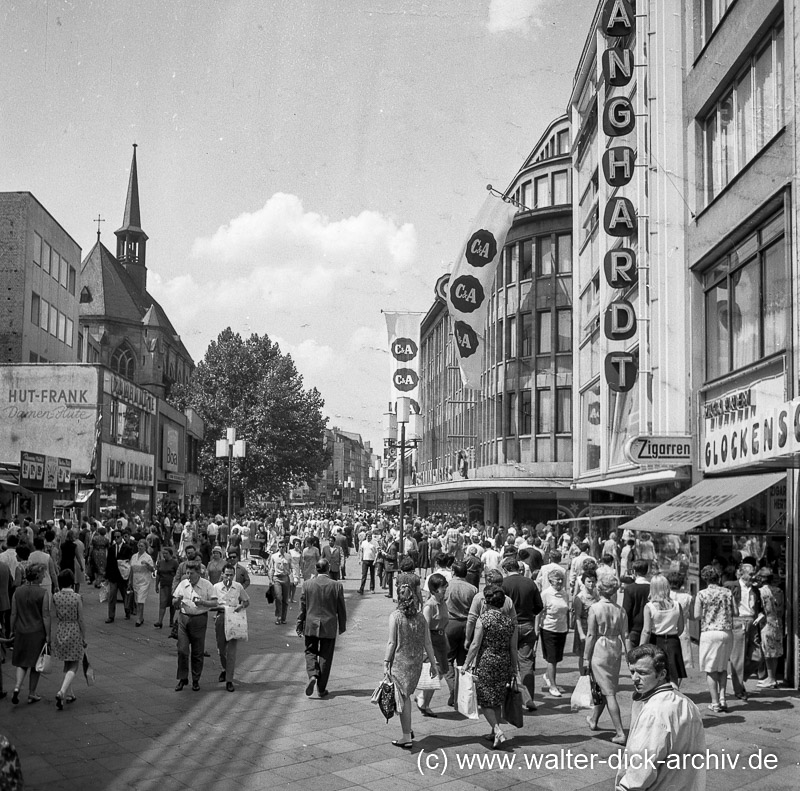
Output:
(49, 304), (58, 337)
(704, 210), (787, 380)
(496, 319), (504, 363)
(77, 331), (84, 361)
(506, 391), (518, 436)
(31, 292), (40, 325)
(111, 344), (136, 380)
(506, 243), (519, 284)
(65, 317), (73, 348)
(557, 309), (572, 352)
(33, 233), (42, 266)
(704, 23), (784, 202)
(537, 311), (552, 354)
(521, 312), (533, 357)
(505, 316), (517, 360)
(68, 266), (77, 296)
(521, 239), (533, 279)
(29, 352), (38, 363)
(557, 233), (572, 274)
(537, 236), (553, 277)
(520, 181), (531, 209)
(520, 389), (532, 434)
(556, 388), (572, 433)
(552, 170), (569, 204)
(59, 258), (69, 289)
(57, 312), (66, 343)
(534, 174), (550, 208)
(702, 0), (735, 46)
(537, 388), (553, 433)
(39, 298), (49, 330)
(557, 129), (570, 155)
(51, 251), (60, 284)
(42, 241), (51, 275)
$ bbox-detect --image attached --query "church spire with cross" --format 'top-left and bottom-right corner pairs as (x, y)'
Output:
(115, 143), (149, 292)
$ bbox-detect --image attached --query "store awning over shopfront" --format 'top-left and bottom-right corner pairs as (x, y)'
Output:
(0, 479), (34, 497)
(620, 472), (785, 535)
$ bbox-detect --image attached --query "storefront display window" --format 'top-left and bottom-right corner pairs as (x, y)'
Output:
(581, 382), (601, 472)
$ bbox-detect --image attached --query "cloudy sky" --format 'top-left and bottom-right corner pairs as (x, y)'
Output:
(1, 0), (596, 450)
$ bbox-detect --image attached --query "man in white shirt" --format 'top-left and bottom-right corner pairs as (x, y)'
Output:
(268, 540), (293, 624)
(173, 561), (218, 691)
(213, 563), (250, 692)
(358, 532), (378, 594)
(568, 542), (592, 597)
(481, 542), (502, 574)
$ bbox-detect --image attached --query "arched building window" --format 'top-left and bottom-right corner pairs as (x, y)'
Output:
(111, 343), (136, 380)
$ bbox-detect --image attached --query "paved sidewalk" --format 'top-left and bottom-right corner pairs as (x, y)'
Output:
(3, 570), (799, 791)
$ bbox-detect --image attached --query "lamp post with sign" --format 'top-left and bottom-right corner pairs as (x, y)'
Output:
(215, 428), (246, 538)
(384, 397), (420, 559)
(370, 460), (384, 510)
(359, 484), (367, 506)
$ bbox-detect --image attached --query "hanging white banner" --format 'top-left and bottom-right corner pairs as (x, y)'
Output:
(446, 193), (516, 389)
(384, 312), (423, 412)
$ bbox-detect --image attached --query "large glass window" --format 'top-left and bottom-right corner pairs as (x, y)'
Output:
(557, 309), (572, 352)
(506, 243), (519, 284)
(521, 390), (532, 434)
(537, 236), (553, 277)
(557, 233), (572, 273)
(537, 389), (553, 434)
(505, 316), (517, 360)
(704, 24), (784, 201)
(534, 175), (550, 208)
(552, 170), (569, 205)
(556, 388), (572, 433)
(704, 210), (787, 379)
(537, 311), (552, 354)
(521, 239), (533, 279)
(111, 345), (136, 380)
(521, 312), (533, 357)
(507, 391), (518, 436)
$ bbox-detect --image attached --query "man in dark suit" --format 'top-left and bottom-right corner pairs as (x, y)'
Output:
(296, 558), (346, 698)
(105, 529), (134, 622)
(622, 560), (651, 650)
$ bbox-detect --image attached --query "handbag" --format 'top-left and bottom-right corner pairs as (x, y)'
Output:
(265, 584), (275, 604)
(98, 582), (109, 603)
(223, 607), (249, 641)
(371, 675), (398, 722)
(455, 665), (479, 720)
(82, 652), (95, 686)
(570, 674), (594, 711)
(117, 559), (131, 581)
(35, 643), (52, 674)
(415, 662), (441, 692)
(502, 676), (524, 728)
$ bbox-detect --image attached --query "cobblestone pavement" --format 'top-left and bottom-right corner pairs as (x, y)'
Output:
(3, 569), (799, 791)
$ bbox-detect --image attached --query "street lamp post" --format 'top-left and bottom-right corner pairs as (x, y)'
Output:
(215, 428), (246, 537)
(359, 484), (367, 506)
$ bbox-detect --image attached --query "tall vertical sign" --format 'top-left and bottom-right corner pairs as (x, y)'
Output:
(601, 0), (638, 393)
(385, 313), (422, 413)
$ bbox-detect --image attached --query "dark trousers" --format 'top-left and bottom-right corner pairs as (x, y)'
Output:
(517, 621), (538, 700)
(177, 612), (208, 682)
(445, 619), (468, 696)
(304, 636), (336, 693)
(107, 578), (130, 620)
(729, 616), (757, 695)
(359, 560), (375, 592)
(385, 570), (395, 597)
(215, 612), (238, 682)
(273, 577), (290, 621)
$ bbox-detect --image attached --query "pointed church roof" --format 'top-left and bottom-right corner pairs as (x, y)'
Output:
(115, 144), (149, 239)
(79, 239), (192, 361)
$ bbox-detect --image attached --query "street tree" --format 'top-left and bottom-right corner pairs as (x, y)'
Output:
(170, 328), (330, 504)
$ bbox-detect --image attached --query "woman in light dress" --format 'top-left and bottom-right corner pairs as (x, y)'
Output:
(583, 575), (628, 744)
(129, 539), (155, 626)
(52, 569), (86, 709)
(755, 569), (784, 689)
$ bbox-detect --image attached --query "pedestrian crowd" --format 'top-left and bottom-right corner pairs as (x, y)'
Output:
(0, 507), (788, 791)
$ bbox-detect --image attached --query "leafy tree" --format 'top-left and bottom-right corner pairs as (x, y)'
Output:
(170, 328), (330, 504)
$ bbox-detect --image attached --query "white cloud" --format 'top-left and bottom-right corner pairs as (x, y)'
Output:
(148, 194), (427, 449)
(486, 0), (545, 35)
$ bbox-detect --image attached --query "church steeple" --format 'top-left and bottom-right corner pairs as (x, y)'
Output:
(115, 143), (149, 293)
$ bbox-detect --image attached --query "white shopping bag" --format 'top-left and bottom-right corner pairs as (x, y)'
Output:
(456, 664), (479, 719)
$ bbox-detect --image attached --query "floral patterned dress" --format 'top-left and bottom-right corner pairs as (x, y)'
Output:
(52, 589), (83, 662)
(474, 610), (515, 708)
(759, 584), (785, 659)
